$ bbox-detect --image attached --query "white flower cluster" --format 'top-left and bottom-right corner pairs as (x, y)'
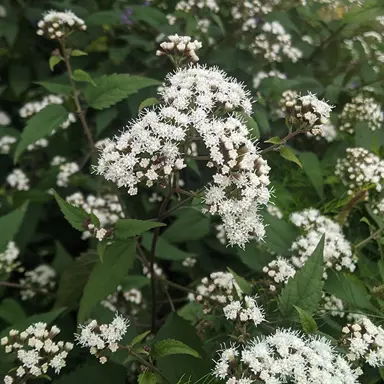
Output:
(251, 21), (302, 63)
(66, 192), (124, 239)
(19, 94), (76, 130)
(6, 169), (30, 191)
(266, 203), (283, 219)
(0, 135), (17, 154)
(340, 95), (383, 134)
(156, 34), (203, 62)
(2, 323), (73, 383)
(290, 209), (357, 277)
(306, 120), (337, 142)
(223, 296), (265, 326)
(97, 65), (270, 246)
(36, 10), (86, 39)
(342, 317), (384, 368)
(262, 257), (296, 291)
(188, 271), (242, 313)
(102, 286), (144, 316)
(215, 223), (227, 245)
(253, 70), (287, 89)
(75, 314), (129, 364)
(285, 92), (333, 132)
(27, 138), (49, 152)
(320, 293), (345, 318)
(0, 241), (22, 275)
(372, 197), (384, 216)
(51, 156), (80, 187)
(0, 110), (11, 126)
(143, 263), (164, 279)
(182, 256), (197, 267)
(175, 0), (220, 13)
(335, 147), (384, 196)
(213, 329), (361, 383)
(19, 264), (56, 300)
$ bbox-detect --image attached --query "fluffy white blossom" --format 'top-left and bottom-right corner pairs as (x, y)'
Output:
(372, 197), (384, 216)
(340, 95), (383, 134)
(0, 135), (17, 154)
(19, 264), (56, 300)
(0, 110), (11, 126)
(214, 329), (361, 383)
(51, 156), (79, 187)
(320, 293), (346, 318)
(157, 34), (202, 62)
(342, 317), (384, 368)
(223, 296), (265, 326)
(75, 314), (129, 363)
(6, 169), (30, 191)
(37, 10), (86, 39)
(306, 120), (337, 142)
(143, 263), (164, 279)
(335, 147), (384, 196)
(290, 209), (357, 277)
(19, 95), (76, 131)
(266, 203), (283, 219)
(251, 21), (302, 63)
(262, 257), (296, 289)
(27, 138), (49, 152)
(182, 257), (197, 267)
(0, 241), (22, 275)
(1, 323), (73, 382)
(66, 192), (124, 239)
(175, 0), (220, 13)
(102, 287), (145, 316)
(253, 70), (287, 89)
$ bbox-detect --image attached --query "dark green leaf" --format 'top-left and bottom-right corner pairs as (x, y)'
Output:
(115, 219), (166, 239)
(131, 331), (151, 347)
(152, 339), (200, 359)
(15, 105), (68, 161)
(86, 11), (120, 25)
(280, 147), (302, 168)
(78, 239), (137, 322)
(298, 152), (324, 198)
(294, 306), (317, 334)
(138, 372), (163, 384)
(278, 236), (325, 317)
(52, 242), (73, 274)
(95, 107), (118, 137)
(35, 81), (72, 95)
(0, 299), (26, 324)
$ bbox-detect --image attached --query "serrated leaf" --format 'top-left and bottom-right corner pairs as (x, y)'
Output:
(14, 105), (68, 161)
(71, 49), (88, 56)
(278, 236), (325, 317)
(152, 339), (200, 359)
(72, 69), (96, 86)
(53, 190), (89, 232)
(0, 203), (28, 252)
(294, 306), (317, 334)
(131, 331), (151, 347)
(78, 239), (137, 322)
(139, 97), (160, 113)
(115, 219), (166, 239)
(265, 136), (281, 144)
(35, 81), (72, 95)
(49, 56), (63, 71)
(298, 152), (324, 199)
(280, 147), (302, 168)
(227, 268), (252, 295)
(84, 74), (160, 110)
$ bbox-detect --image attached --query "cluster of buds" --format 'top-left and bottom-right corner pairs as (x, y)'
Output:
(84, 218), (113, 242)
(36, 10), (86, 39)
(262, 257), (296, 291)
(223, 296), (265, 326)
(102, 286), (145, 316)
(341, 317), (384, 368)
(156, 34), (202, 63)
(75, 314), (130, 364)
(284, 92), (333, 132)
(2, 323), (73, 383)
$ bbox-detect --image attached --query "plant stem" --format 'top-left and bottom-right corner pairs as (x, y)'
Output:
(355, 228), (384, 250)
(261, 129), (305, 155)
(60, 40), (96, 153)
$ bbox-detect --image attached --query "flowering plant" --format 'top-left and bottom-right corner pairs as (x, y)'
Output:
(0, 0), (384, 383)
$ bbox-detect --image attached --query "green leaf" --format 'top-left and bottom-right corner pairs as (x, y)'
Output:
(138, 372), (163, 384)
(265, 136), (281, 144)
(278, 236), (325, 317)
(0, 203), (28, 252)
(95, 107), (118, 137)
(294, 306), (317, 334)
(131, 331), (151, 347)
(130, 6), (167, 29)
(49, 56), (63, 71)
(53, 190), (89, 232)
(86, 11), (120, 25)
(298, 152), (324, 198)
(35, 81), (72, 95)
(139, 97), (160, 113)
(0, 299), (26, 324)
(97, 241), (108, 262)
(235, 112), (260, 139)
(78, 239), (137, 322)
(54, 252), (98, 309)
(280, 147), (302, 168)
(254, 105), (271, 135)
(14, 104), (68, 161)
(84, 74), (160, 110)
(152, 339), (200, 359)
(52, 242), (73, 274)
(71, 49), (88, 57)
(227, 268), (252, 295)
(72, 69), (96, 86)
(115, 219), (166, 239)
(141, 232), (196, 261)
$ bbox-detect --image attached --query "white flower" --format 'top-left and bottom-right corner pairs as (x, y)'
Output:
(182, 257), (197, 267)
(158, 35), (203, 62)
(51, 157), (79, 187)
(6, 169), (30, 191)
(0, 241), (22, 275)
(266, 203), (283, 219)
(19, 264), (56, 300)
(306, 120), (337, 142)
(263, 257), (296, 285)
(0, 135), (17, 154)
(0, 110), (11, 126)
